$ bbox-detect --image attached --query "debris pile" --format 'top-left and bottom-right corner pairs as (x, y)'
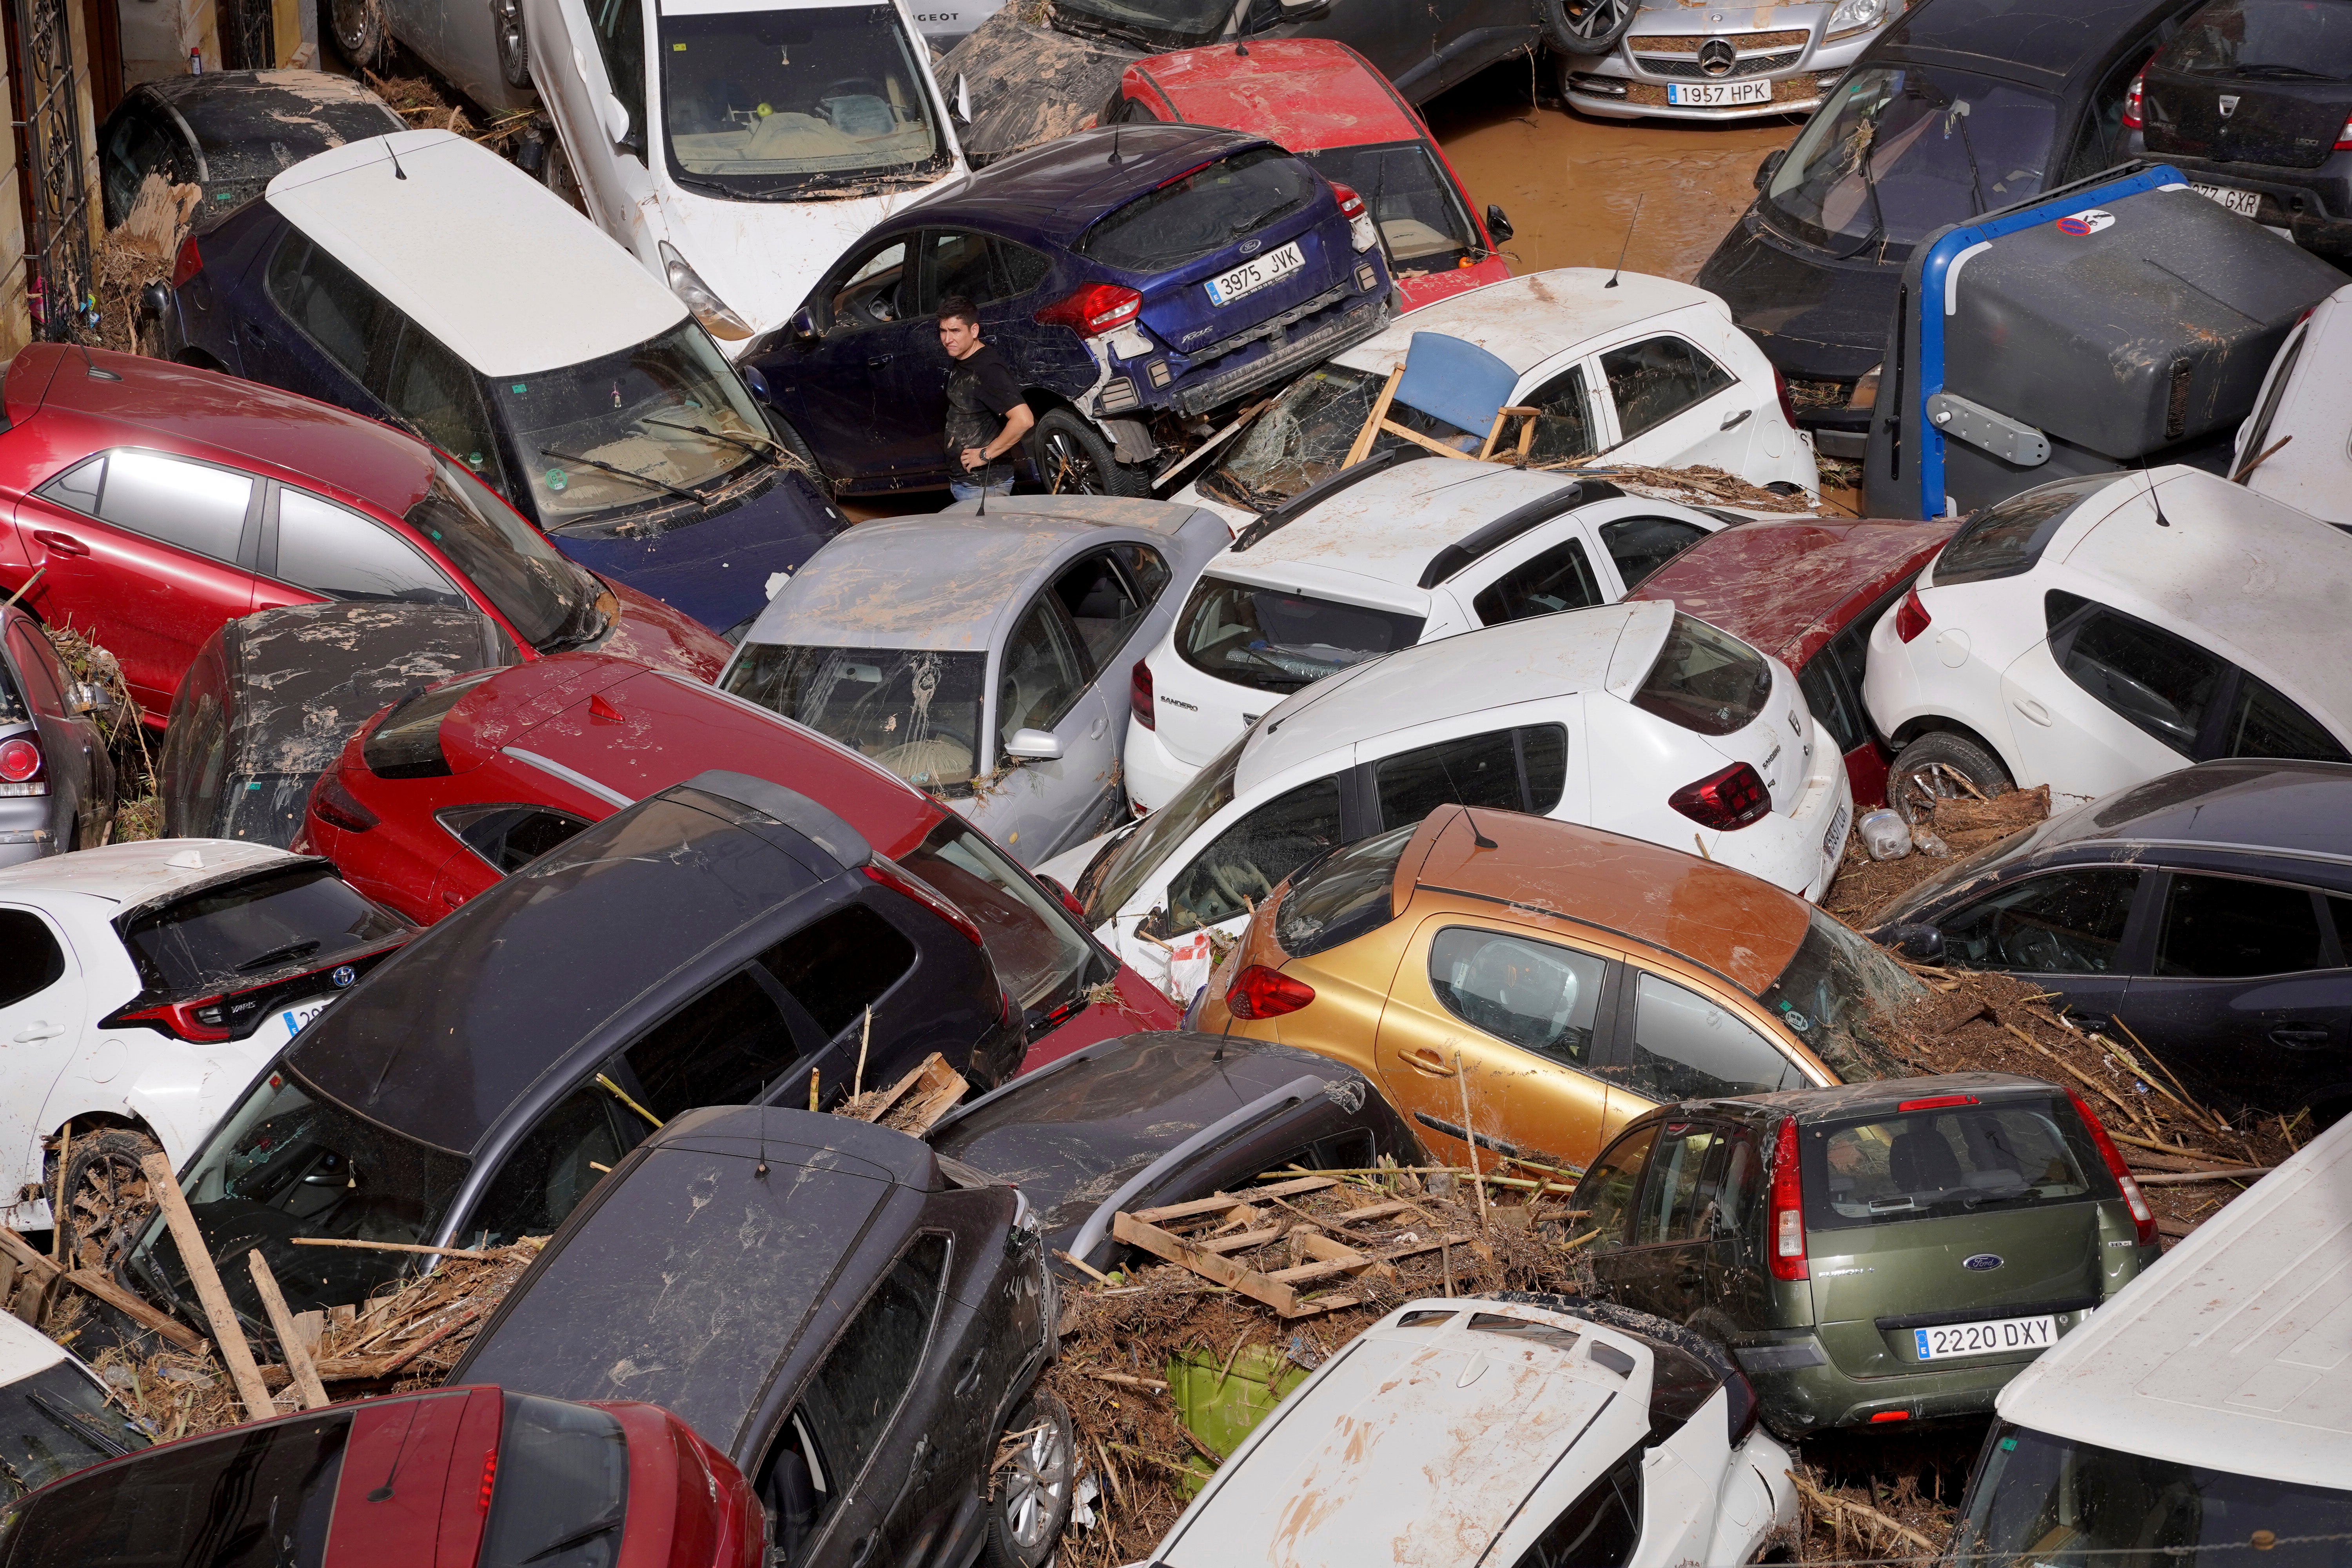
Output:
(94, 175), (202, 357)
(39, 620), (159, 840)
(1824, 784), (2052, 926)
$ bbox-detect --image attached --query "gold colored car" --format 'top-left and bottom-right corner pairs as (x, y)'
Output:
(1196, 804), (1916, 1176)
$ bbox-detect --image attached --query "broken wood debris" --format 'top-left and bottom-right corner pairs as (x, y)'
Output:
(836, 1052), (969, 1134)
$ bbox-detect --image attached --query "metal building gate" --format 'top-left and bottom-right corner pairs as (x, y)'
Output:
(8, 0), (96, 341)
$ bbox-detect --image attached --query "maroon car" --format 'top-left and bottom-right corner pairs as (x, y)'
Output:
(1630, 516), (1956, 808)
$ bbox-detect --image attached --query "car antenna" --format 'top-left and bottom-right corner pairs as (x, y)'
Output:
(366, 1401), (423, 1501)
(76, 340), (118, 381)
(1109, 125), (1122, 166)
(1234, 40), (1248, 54)
(1463, 807), (1497, 850)
(385, 134), (408, 181)
(1604, 193), (1644, 289)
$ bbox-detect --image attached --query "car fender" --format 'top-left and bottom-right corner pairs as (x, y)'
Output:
(37, 1031), (280, 1181)
(1861, 597), (2029, 780)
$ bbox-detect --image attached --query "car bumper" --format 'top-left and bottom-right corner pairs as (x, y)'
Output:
(1561, 25), (1875, 121)
(1122, 718), (1225, 815)
(1704, 719), (1852, 899)
(1125, 284), (1394, 421)
(0, 795), (54, 866)
(1738, 1328), (2060, 1438)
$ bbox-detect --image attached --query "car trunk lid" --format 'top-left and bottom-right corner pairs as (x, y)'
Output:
(1139, 205), (1344, 358)
(2145, 70), (2349, 168)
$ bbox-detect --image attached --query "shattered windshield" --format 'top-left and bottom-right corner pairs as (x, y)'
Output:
(657, 0), (948, 199)
(724, 644), (988, 792)
(1301, 141), (1479, 268)
(1198, 365), (1474, 514)
(1175, 575), (1423, 697)
(1080, 733), (1242, 922)
(488, 320), (772, 527)
(1762, 65), (2058, 255)
(0, 1362), (146, 1501)
(1051, 0), (1231, 48)
(1753, 909), (1918, 1081)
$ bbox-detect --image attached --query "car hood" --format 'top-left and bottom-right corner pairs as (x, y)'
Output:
(550, 470), (849, 638)
(590, 575), (732, 679)
(940, 7), (1136, 163)
(1695, 211), (1899, 382)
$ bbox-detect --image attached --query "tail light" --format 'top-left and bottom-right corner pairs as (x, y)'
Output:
(1331, 181), (1377, 252)
(1668, 761), (1771, 831)
(2122, 68), (2145, 131)
(1036, 282), (1143, 338)
(1226, 964), (1314, 1020)
(1769, 1115), (1808, 1280)
(1037, 874), (1090, 924)
(170, 234), (203, 290)
(2066, 1088), (2158, 1247)
(1130, 659), (1155, 729)
(108, 996), (235, 1044)
(2336, 113), (2352, 151)
(1774, 367), (1797, 430)
(865, 856), (984, 947)
(0, 735), (45, 797)
(1892, 588), (1931, 643)
(310, 770), (379, 833)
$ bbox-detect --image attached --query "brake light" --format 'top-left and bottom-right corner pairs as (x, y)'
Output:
(1330, 181), (1378, 253)
(1892, 588), (1931, 643)
(1871, 1410), (1911, 1423)
(2337, 112), (2352, 151)
(109, 996), (234, 1044)
(170, 234), (203, 290)
(1037, 874), (1090, 924)
(2122, 68), (2145, 131)
(1897, 1093), (1978, 1112)
(1226, 964), (1314, 1020)
(1332, 181), (1366, 222)
(1774, 367), (1797, 430)
(478, 1449), (499, 1513)
(865, 856), (984, 947)
(0, 735), (44, 796)
(2066, 1088), (2157, 1247)
(1035, 282), (1143, 338)
(1130, 659), (1155, 730)
(1668, 761), (1771, 831)
(310, 770), (379, 833)
(1769, 1115), (1807, 1281)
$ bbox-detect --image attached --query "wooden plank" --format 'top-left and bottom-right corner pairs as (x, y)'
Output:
(1378, 421), (1475, 461)
(0, 1228), (60, 1285)
(1294, 1232), (1395, 1283)
(1330, 1200), (1415, 1226)
(289, 1238), (495, 1261)
(64, 1268), (204, 1353)
(1341, 365), (1404, 468)
(1265, 1230), (1479, 1287)
(1198, 1226), (1284, 1256)
(247, 1252), (329, 1411)
(1112, 1211), (1298, 1315)
(1133, 1177), (1333, 1225)
(141, 1154), (273, 1420)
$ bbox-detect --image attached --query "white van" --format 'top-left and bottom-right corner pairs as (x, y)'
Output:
(1950, 1113), (2352, 1563)
(2234, 281), (2352, 534)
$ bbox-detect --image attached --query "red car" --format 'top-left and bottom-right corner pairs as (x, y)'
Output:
(0, 345), (725, 723)
(0, 1385), (759, 1568)
(1106, 39), (1512, 309)
(1630, 515), (1958, 809)
(303, 652), (1178, 1065)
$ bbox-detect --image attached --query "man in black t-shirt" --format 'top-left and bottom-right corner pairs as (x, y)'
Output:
(939, 294), (1034, 503)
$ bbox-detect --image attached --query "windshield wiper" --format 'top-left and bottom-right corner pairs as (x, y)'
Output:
(637, 414), (782, 463)
(520, 1513), (627, 1564)
(539, 447), (708, 508)
(238, 938), (322, 973)
(1818, 114), (1892, 260)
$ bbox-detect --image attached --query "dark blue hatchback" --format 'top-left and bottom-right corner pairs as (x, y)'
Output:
(750, 122), (1395, 496)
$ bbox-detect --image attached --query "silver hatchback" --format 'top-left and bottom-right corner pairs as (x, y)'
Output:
(0, 606), (114, 866)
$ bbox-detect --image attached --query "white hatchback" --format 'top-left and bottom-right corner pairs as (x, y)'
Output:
(1128, 456), (1732, 811)
(0, 841), (409, 1269)
(1862, 465), (2352, 818)
(1041, 599), (1851, 997)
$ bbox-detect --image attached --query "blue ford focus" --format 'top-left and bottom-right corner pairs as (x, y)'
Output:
(750, 122), (1396, 497)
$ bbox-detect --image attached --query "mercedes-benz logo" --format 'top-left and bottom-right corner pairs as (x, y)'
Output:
(1699, 39), (1737, 76)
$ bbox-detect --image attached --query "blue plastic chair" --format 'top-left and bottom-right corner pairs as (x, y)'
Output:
(1348, 332), (1538, 466)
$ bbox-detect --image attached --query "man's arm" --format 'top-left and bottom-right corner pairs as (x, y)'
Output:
(983, 401), (1036, 461)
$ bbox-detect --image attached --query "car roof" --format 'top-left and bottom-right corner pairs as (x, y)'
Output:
(1124, 40), (1425, 152)
(898, 122), (1268, 238)
(1397, 804), (1812, 998)
(1628, 517), (1957, 669)
(0, 1312), (69, 1385)
(1661, 1071), (2059, 1123)
(1235, 601), (1672, 795)
(1333, 268), (1724, 379)
(0, 837), (296, 905)
(1876, 0), (2188, 86)
(2025, 758), (2352, 863)
(138, 68), (403, 146)
(1154, 1296), (1653, 1568)
(1994, 1108), (2352, 1490)
(265, 130), (688, 379)
(218, 604), (510, 772)
(20, 344), (443, 516)
(453, 1106), (931, 1451)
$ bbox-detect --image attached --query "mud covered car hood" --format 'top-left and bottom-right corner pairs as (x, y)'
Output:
(940, 7), (1138, 163)
(1695, 209), (1902, 383)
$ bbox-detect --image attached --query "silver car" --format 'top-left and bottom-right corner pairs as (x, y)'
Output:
(721, 495), (1230, 867)
(0, 606), (114, 866)
(1559, 0), (1902, 122)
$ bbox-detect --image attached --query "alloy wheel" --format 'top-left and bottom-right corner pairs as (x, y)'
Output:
(998, 1399), (1074, 1552)
(1042, 430), (1105, 494)
(1562, 0), (1631, 45)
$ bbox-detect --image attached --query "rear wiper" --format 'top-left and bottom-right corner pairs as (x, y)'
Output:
(25, 1391), (130, 1458)
(539, 447), (708, 508)
(520, 1513), (626, 1564)
(239, 938), (321, 973)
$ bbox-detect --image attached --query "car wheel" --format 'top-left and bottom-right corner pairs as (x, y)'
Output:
(55, 1128), (162, 1278)
(1543, 0), (1637, 56)
(325, 0), (388, 73)
(541, 138), (588, 217)
(1031, 409), (1150, 497)
(979, 1389), (1076, 1568)
(493, 0), (531, 87)
(1886, 731), (2014, 826)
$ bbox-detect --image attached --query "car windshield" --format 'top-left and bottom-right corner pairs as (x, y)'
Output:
(118, 862), (406, 998)
(724, 644), (988, 793)
(1804, 1097), (2103, 1227)
(1960, 1423), (2352, 1568)
(1197, 366), (1476, 514)
(1762, 65), (2059, 255)
(2161, 0), (2352, 78)
(488, 320), (772, 528)
(657, 0), (947, 199)
(1051, 0), (1231, 48)
(1078, 146), (1314, 272)
(1078, 733), (1243, 922)
(407, 462), (600, 651)
(1301, 141), (1479, 268)
(0, 1362), (147, 1502)
(1175, 575), (1423, 697)
(1274, 823), (1413, 959)
(898, 816), (1107, 1024)
(1753, 909), (1918, 1080)
(122, 1065), (472, 1319)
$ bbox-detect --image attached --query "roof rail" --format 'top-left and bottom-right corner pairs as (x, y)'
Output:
(1230, 444), (1434, 552)
(1416, 478), (1624, 589)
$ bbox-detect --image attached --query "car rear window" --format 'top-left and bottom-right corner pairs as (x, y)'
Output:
(118, 862), (405, 996)
(898, 817), (1101, 1022)
(1630, 613), (1772, 737)
(2159, 0), (2352, 78)
(1932, 474), (2122, 586)
(1176, 575), (1423, 697)
(1078, 145), (1315, 272)
(479, 1395), (630, 1568)
(1274, 823), (1414, 958)
(1800, 1096), (2108, 1231)
(362, 671), (497, 779)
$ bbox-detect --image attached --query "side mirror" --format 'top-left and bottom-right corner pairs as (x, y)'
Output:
(953, 72), (973, 125)
(741, 365), (774, 402)
(1004, 728), (1063, 762)
(1754, 148), (1785, 191)
(1882, 922), (1945, 962)
(1485, 203), (1514, 244)
(602, 92), (633, 148)
(67, 681), (113, 716)
(138, 282), (170, 319)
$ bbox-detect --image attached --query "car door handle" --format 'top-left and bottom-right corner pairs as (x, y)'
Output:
(1398, 1047), (1457, 1077)
(953, 1350), (984, 1397)
(2013, 697), (2053, 727)
(2269, 1023), (2333, 1049)
(866, 353), (895, 367)
(1719, 407), (1752, 430)
(848, 1530), (880, 1568)
(1087, 717), (1107, 740)
(11, 1023), (63, 1043)
(32, 531), (85, 558)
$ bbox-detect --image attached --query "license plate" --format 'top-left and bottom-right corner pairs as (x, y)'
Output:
(1912, 1313), (2057, 1361)
(279, 998), (332, 1038)
(1205, 241), (1305, 307)
(2194, 183), (2261, 218)
(1824, 802), (1851, 860)
(1668, 79), (1773, 107)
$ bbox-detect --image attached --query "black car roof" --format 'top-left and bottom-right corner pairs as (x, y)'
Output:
(895, 122), (1271, 241)
(1878, 0), (2191, 85)
(451, 1106), (934, 1448)
(214, 604), (512, 768)
(2031, 758), (2352, 861)
(289, 774), (867, 1154)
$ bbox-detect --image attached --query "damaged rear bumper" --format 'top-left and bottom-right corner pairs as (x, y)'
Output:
(1142, 288), (1394, 421)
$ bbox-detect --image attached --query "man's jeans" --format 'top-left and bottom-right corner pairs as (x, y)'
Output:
(950, 474), (1014, 503)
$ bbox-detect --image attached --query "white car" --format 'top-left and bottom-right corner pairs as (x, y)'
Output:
(2233, 281), (2352, 533)
(1143, 1294), (1799, 1568)
(1129, 457), (1733, 811)
(524, 0), (967, 354)
(0, 1311), (149, 1495)
(0, 841), (409, 1266)
(1862, 465), (2352, 818)
(1170, 268), (1817, 533)
(1042, 600), (1851, 996)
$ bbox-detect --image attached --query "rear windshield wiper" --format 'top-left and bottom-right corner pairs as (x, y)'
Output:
(238, 938), (321, 973)
(538, 447), (708, 508)
(24, 1391), (130, 1458)
(520, 1513), (626, 1564)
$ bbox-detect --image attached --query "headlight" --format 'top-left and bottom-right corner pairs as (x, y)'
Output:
(659, 241), (755, 341)
(1826, 0), (1895, 37)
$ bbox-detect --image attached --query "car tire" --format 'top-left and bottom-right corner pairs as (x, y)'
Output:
(1886, 731), (2014, 826)
(1031, 409), (1150, 497)
(978, 1389), (1076, 1568)
(1542, 0), (1637, 57)
(493, 0), (531, 87)
(54, 1127), (161, 1278)
(325, 0), (389, 73)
